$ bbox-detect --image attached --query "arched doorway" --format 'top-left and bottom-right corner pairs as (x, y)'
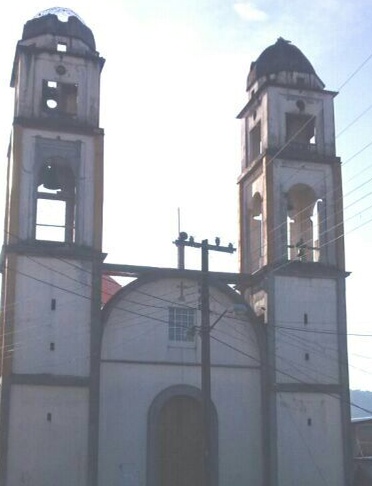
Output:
(159, 396), (204, 486)
(147, 385), (218, 486)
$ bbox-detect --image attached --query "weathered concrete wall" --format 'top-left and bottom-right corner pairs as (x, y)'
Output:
(6, 385), (89, 486)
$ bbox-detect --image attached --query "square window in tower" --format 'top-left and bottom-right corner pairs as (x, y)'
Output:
(249, 122), (262, 161)
(42, 80), (78, 116)
(286, 114), (316, 149)
(57, 42), (67, 52)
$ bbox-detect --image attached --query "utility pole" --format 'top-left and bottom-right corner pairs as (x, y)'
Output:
(174, 232), (236, 486)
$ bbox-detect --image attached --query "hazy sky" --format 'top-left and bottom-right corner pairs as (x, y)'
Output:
(1, 1), (372, 391)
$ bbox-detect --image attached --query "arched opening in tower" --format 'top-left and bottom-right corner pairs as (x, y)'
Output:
(36, 158), (76, 242)
(250, 192), (263, 271)
(286, 184), (322, 262)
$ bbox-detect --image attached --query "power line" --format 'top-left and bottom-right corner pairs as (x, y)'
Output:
(1, 40), (372, 418)
(2, 249), (371, 419)
(210, 334), (372, 416)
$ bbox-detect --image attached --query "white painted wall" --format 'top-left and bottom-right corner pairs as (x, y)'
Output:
(274, 276), (339, 384)
(99, 276), (263, 486)
(212, 367), (263, 486)
(276, 393), (344, 486)
(12, 256), (91, 376)
(274, 276), (346, 485)
(101, 278), (260, 367)
(6, 385), (89, 486)
(99, 363), (262, 486)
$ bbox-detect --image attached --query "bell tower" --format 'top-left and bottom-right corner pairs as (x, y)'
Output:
(238, 38), (351, 485)
(0, 8), (104, 485)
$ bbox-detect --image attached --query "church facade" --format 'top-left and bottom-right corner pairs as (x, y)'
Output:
(0, 8), (351, 486)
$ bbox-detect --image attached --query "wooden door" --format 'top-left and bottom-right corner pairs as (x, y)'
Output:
(159, 396), (204, 486)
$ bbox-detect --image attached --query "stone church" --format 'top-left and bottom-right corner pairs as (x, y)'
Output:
(0, 7), (352, 486)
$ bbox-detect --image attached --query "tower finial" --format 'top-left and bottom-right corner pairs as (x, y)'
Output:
(277, 36), (291, 44)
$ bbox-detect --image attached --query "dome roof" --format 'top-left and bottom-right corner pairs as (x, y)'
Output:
(22, 7), (96, 51)
(247, 38), (316, 88)
(33, 7), (86, 24)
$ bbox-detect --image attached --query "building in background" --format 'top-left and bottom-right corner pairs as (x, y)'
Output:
(352, 417), (372, 485)
(0, 8), (351, 486)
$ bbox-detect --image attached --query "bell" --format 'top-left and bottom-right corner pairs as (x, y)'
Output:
(40, 164), (62, 190)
